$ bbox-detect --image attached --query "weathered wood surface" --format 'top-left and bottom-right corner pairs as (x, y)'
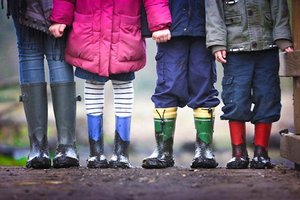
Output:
(279, 50), (300, 77)
(280, 132), (300, 164)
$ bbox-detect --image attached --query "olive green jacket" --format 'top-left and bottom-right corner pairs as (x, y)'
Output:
(205, 0), (293, 53)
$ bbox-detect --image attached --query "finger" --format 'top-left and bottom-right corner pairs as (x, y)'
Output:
(222, 50), (227, 59)
(216, 53), (226, 63)
(167, 33), (171, 41)
(162, 34), (168, 43)
(59, 24), (66, 33)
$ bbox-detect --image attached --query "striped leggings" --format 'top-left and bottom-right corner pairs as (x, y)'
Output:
(84, 80), (134, 117)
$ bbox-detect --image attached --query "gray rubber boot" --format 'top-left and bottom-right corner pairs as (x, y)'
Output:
(51, 82), (79, 168)
(20, 83), (51, 169)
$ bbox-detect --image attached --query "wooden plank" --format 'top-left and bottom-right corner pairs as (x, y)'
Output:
(292, 0), (300, 50)
(279, 50), (300, 77)
(293, 78), (300, 134)
(291, 0), (300, 134)
(280, 133), (300, 164)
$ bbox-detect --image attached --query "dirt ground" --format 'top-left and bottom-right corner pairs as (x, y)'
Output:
(0, 165), (300, 200)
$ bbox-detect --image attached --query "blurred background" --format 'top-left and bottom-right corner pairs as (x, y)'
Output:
(0, 6), (295, 168)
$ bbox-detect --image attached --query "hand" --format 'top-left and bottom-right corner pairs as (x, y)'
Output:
(214, 50), (227, 63)
(284, 46), (294, 53)
(49, 24), (67, 38)
(152, 29), (171, 43)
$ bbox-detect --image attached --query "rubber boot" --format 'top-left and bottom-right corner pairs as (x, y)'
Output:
(226, 121), (249, 169)
(51, 82), (79, 168)
(109, 116), (132, 168)
(142, 108), (176, 169)
(191, 108), (218, 168)
(86, 114), (108, 168)
(20, 83), (51, 169)
(250, 123), (274, 169)
(109, 116), (132, 169)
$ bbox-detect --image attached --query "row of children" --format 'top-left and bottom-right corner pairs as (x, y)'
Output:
(5, 0), (293, 169)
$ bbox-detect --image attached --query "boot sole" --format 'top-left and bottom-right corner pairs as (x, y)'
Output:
(109, 161), (132, 169)
(142, 158), (174, 169)
(191, 160), (218, 169)
(250, 161), (274, 169)
(226, 161), (249, 169)
(26, 157), (51, 169)
(87, 160), (109, 168)
(53, 157), (79, 168)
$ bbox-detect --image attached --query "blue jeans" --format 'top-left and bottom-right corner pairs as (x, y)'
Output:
(13, 16), (74, 84)
(221, 49), (281, 123)
(152, 37), (220, 109)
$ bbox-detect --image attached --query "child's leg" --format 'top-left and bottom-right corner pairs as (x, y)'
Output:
(221, 52), (257, 169)
(13, 17), (50, 168)
(187, 37), (219, 168)
(142, 107), (177, 169)
(84, 80), (108, 168)
(42, 34), (79, 168)
(143, 38), (189, 169)
(227, 121), (249, 169)
(250, 49), (280, 169)
(109, 80), (134, 168)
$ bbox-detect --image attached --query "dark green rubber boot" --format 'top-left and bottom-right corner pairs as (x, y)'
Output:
(142, 108), (177, 169)
(51, 82), (79, 168)
(20, 83), (51, 169)
(191, 108), (218, 169)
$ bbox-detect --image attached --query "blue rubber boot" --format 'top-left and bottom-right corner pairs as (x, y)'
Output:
(109, 116), (132, 168)
(86, 114), (108, 168)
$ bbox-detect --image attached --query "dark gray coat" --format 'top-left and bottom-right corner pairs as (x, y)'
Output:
(205, 0), (292, 53)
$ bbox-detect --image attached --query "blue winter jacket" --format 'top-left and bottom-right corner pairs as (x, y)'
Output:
(142, 0), (206, 37)
(169, 0), (206, 37)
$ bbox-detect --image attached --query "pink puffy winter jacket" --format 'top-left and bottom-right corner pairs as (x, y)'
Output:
(50, 0), (171, 77)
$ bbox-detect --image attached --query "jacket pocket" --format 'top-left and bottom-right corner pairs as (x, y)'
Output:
(66, 12), (94, 61)
(118, 14), (145, 62)
(225, 15), (242, 25)
(224, 15), (244, 45)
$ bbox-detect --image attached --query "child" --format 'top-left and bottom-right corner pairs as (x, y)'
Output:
(49, 0), (171, 168)
(6, 0), (79, 169)
(205, 0), (293, 169)
(142, 0), (220, 169)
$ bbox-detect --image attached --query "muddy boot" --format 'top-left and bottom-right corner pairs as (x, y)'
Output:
(86, 114), (108, 168)
(142, 108), (176, 169)
(21, 83), (51, 169)
(226, 121), (249, 169)
(51, 82), (79, 168)
(227, 144), (249, 169)
(250, 123), (274, 169)
(191, 108), (218, 168)
(250, 145), (273, 169)
(109, 116), (132, 168)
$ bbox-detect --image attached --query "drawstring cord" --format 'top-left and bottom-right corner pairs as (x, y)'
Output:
(155, 109), (166, 126)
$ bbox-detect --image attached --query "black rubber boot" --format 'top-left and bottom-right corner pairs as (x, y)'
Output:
(20, 83), (51, 169)
(226, 144), (249, 169)
(86, 114), (108, 168)
(250, 145), (274, 169)
(109, 132), (132, 169)
(191, 138), (218, 168)
(191, 108), (218, 169)
(51, 82), (79, 168)
(142, 108), (176, 169)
